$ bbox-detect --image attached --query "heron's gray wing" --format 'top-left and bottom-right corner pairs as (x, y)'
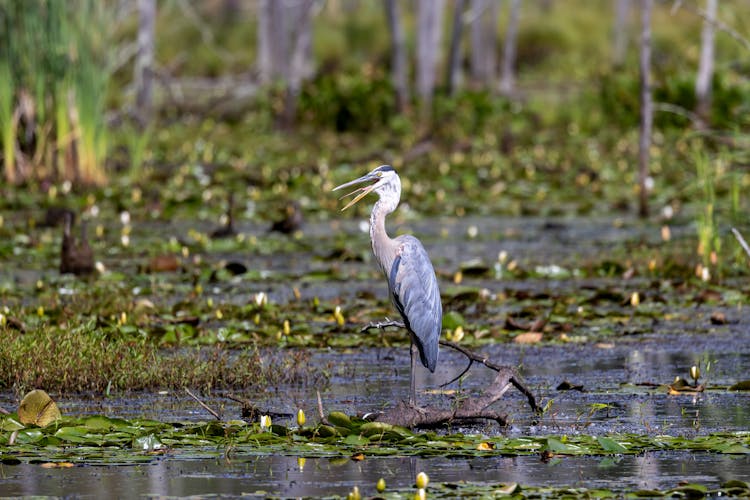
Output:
(389, 235), (442, 372)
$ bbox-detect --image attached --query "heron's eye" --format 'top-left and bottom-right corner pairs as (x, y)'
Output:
(377, 172), (383, 177)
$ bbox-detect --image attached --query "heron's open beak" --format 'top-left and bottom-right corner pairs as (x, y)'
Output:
(332, 173), (378, 211)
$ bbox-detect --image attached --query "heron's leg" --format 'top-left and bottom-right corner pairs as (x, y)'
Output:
(409, 341), (418, 407)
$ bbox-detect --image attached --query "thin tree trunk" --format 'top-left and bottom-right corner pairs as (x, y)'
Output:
(284, 0), (316, 126)
(638, 0), (653, 218)
(446, 0), (467, 95)
(384, 0), (409, 112)
(612, 0), (631, 67)
(695, 0), (717, 125)
(416, 0), (446, 119)
(469, 0), (497, 86)
(258, 0), (286, 84)
(499, 0), (521, 97)
(135, 0), (156, 125)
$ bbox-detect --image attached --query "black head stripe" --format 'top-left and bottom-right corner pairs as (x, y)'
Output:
(376, 165), (395, 172)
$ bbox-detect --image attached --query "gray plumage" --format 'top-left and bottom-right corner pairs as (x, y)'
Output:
(389, 235), (441, 372)
(334, 165), (442, 405)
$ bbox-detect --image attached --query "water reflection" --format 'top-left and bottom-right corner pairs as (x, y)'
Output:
(4, 452), (749, 497)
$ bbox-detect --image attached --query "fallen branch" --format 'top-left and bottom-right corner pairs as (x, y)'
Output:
(361, 321), (539, 428)
(185, 388), (221, 421)
(439, 340), (538, 413)
(373, 365), (518, 428)
(732, 227), (750, 260)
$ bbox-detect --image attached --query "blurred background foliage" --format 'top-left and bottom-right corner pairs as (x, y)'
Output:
(0, 0), (747, 245)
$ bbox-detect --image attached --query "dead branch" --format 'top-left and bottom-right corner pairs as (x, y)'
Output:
(316, 390), (330, 425)
(185, 388), (221, 421)
(360, 321), (539, 428)
(373, 366), (517, 428)
(732, 227), (750, 260)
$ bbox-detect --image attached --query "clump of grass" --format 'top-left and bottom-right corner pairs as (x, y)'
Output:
(0, 325), (317, 395)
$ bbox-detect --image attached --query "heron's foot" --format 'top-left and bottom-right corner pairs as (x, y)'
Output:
(360, 318), (405, 333)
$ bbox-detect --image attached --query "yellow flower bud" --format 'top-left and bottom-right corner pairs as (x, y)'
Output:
(297, 409), (306, 427)
(416, 471), (429, 489)
(376, 478), (386, 493)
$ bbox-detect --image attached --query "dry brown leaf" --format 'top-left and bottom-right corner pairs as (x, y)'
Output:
(513, 332), (542, 344)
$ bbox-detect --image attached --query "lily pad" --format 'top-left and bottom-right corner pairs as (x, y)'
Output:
(18, 390), (61, 427)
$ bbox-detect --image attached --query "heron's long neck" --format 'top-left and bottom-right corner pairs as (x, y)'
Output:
(370, 198), (398, 277)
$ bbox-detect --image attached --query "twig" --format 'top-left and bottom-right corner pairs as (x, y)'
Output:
(185, 388), (221, 421)
(316, 390), (330, 425)
(361, 318), (405, 332)
(654, 102), (702, 127)
(732, 227), (750, 260)
(670, 0), (750, 52)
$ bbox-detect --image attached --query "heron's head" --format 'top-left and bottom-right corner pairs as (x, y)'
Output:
(333, 165), (400, 211)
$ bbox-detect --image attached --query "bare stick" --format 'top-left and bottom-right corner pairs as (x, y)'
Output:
(316, 390), (330, 425)
(732, 227), (750, 259)
(185, 388), (221, 421)
(361, 318), (405, 332)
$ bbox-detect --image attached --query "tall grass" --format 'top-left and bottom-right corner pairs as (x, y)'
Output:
(693, 145), (720, 275)
(0, 0), (111, 185)
(0, 59), (15, 183)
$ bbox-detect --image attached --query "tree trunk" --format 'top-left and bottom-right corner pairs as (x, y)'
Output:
(638, 0), (653, 218)
(695, 0), (717, 125)
(612, 0), (631, 67)
(416, 0), (446, 119)
(135, 0), (156, 125)
(384, 0), (410, 112)
(258, 0), (287, 84)
(445, 0), (467, 95)
(469, 0), (498, 87)
(499, 0), (521, 97)
(284, 0), (316, 126)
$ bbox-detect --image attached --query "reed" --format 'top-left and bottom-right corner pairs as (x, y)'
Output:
(0, 0), (111, 185)
(0, 59), (15, 183)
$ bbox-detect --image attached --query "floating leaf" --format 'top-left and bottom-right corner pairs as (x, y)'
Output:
(18, 390), (61, 427)
(442, 311), (465, 329)
(327, 412), (352, 429)
(344, 434), (369, 446)
(728, 381), (750, 391)
(597, 436), (628, 453)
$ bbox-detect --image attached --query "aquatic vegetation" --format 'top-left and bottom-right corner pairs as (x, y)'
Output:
(0, 411), (748, 487)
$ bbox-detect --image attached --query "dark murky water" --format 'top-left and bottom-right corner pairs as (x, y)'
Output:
(4, 451), (750, 498)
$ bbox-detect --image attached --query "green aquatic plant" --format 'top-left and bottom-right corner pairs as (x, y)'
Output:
(0, 59), (15, 183)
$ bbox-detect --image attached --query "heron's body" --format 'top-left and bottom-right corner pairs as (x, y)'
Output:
(334, 165), (442, 405)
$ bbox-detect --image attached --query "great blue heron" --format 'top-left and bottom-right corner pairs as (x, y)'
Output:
(334, 165), (442, 406)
